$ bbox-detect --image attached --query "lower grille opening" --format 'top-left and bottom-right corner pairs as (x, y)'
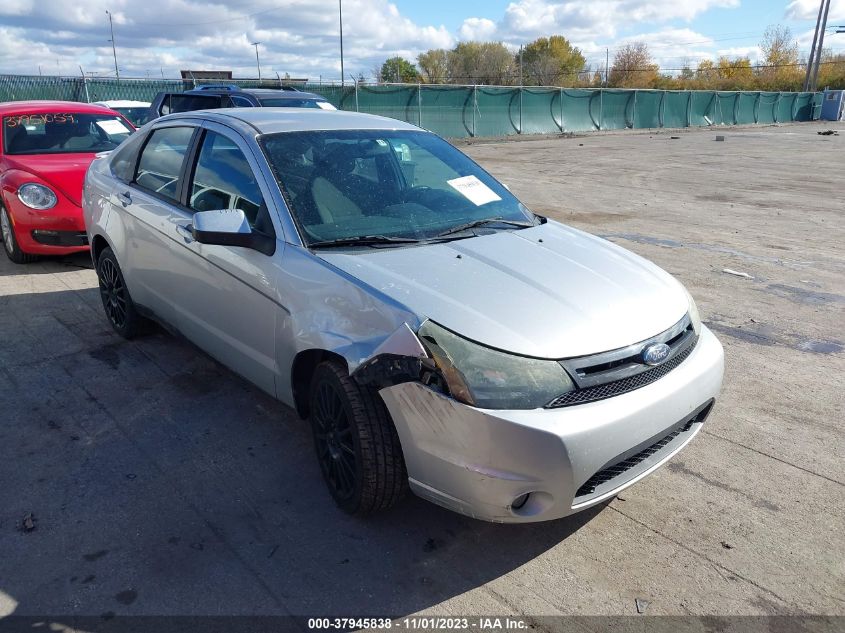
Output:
(574, 400), (714, 502)
(31, 230), (88, 247)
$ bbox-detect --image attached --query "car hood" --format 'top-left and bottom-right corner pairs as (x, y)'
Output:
(5, 154), (96, 206)
(318, 221), (689, 359)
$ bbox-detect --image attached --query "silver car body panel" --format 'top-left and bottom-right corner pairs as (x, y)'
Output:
(380, 325), (723, 523)
(83, 108), (725, 522)
(318, 221), (689, 359)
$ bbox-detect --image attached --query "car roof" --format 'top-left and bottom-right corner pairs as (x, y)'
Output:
(186, 88), (326, 100)
(93, 100), (151, 108)
(178, 107), (421, 135)
(0, 100), (116, 115)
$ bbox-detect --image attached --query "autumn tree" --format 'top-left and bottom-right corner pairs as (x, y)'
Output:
(417, 49), (448, 83)
(817, 50), (845, 90)
(448, 42), (515, 85)
(758, 25), (801, 89)
(609, 43), (659, 88)
(520, 35), (586, 86)
(380, 56), (419, 83)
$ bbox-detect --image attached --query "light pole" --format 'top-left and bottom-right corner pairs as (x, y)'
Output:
(251, 42), (261, 80)
(811, 0), (832, 91)
(339, 0), (345, 87)
(106, 10), (119, 81)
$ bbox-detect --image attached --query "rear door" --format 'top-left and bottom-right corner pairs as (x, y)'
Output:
(117, 121), (200, 327)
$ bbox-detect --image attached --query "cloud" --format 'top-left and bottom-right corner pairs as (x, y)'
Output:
(459, 18), (497, 41)
(785, 0), (845, 22)
(0, 0), (453, 78)
(0, 0), (782, 80)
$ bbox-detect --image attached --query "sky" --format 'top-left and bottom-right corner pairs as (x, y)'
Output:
(0, 0), (844, 80)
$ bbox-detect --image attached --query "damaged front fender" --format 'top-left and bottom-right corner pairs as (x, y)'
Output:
(351, 323), (442, 391)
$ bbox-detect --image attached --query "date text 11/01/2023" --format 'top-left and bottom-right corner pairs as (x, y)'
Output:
(307, 617), (529, 630)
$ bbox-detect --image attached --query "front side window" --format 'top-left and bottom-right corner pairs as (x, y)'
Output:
(259, 129), (534, 244)
(134, 126), (195, 202)
(188, 131), (270, 232)
(3, 112), (132, 155)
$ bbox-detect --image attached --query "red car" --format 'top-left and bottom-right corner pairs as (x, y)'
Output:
(0, 101), (134, 263)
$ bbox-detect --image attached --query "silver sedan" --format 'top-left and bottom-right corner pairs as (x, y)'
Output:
(83, 108), (724, 523)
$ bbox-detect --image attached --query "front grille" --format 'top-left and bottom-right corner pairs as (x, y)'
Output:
(547, 335), (697, 408)
(574, 400), (714, 499)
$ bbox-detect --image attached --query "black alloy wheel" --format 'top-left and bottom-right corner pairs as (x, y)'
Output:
(97, 247), (142, 338)
(309, 360), (407, 515)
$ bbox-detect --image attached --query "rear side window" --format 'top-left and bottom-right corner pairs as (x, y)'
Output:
(134, 127), (194, 202)
(159, 94), (222, 116)
(230, 95), (254, 107)
(110, 130), (147, 183)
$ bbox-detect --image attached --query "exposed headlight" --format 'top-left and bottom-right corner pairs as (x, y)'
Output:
(17, 183), (58, 210)
(685, 288), (702, 335)
(417, 321), (575, 410)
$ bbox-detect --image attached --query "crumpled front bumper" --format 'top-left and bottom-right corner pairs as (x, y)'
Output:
(379, 325), (724, 523)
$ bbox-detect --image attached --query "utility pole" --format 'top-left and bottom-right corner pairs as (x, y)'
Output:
(605, 48), (609, 87)
(811, 0), (832, 91)
(251, 42), (261, 80)
(339, 0), (345, 87)
(519, 44), (524, 86)
(804, 0), (825, 91)
(106, 10), (119, 81)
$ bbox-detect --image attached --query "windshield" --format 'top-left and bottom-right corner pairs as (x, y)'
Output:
(3, 112), (132, 155)
(259, 98), (336, 110)
(260, 129), (534, 245)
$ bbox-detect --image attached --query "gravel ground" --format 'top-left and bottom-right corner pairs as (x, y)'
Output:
(0, 121), (842, 626)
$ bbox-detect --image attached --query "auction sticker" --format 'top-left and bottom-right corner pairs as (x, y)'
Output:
(447, 175), (501, 206)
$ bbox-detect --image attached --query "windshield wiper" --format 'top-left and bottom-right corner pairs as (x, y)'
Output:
(435, 216), (535, 238)
(309, 235), (421, 249)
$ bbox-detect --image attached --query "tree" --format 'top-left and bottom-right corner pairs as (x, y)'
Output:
(417, 49), (449, 84)
(817, 50), (845, 90)
(447, 41), (515, 85)
(760, 25), (799, 67)
(520, 35), (586, 86)
(609, 43), (659, 88)
(695, 59), (716, 87)
(380, 57), (419, 83)
(758, 25), (801, 89)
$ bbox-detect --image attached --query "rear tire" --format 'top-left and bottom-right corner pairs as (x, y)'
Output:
(309, 360), (407, 515)
(96, 247), (142, 339)
(1, 204), (38, 264)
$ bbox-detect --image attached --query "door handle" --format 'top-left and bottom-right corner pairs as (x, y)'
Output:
(117, 191), (131, 207)
(176, 224), (194, 242)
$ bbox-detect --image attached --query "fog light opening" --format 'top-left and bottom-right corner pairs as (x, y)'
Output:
(510, 491), (554, 517)
(512, 493), (530, 510)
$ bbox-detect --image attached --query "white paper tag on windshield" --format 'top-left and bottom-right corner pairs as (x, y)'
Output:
(316, 101), (336, 110)
(96, 119), (128, 135)
(447, 175), (501, 206)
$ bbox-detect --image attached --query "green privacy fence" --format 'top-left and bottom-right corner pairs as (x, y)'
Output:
(0, 74), (822, 138)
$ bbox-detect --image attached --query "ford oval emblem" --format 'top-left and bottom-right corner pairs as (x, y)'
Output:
(642, 342), (671, 366)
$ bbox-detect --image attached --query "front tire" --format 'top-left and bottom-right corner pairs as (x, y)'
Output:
(96, 247), (142, 339)
(1, 204), (38, 264)
(309, 360), (407, 515)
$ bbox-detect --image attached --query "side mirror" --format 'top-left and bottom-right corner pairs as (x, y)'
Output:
(191, 209), (274, 255)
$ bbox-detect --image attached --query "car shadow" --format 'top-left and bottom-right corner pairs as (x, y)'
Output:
(0, 252), (93, 276)
(0, 285), (607, 619)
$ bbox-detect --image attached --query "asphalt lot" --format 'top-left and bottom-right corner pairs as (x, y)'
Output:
(1, 121), (843, 623)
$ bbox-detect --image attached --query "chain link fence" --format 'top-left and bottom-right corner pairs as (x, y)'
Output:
(0, 74), (822, 138)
